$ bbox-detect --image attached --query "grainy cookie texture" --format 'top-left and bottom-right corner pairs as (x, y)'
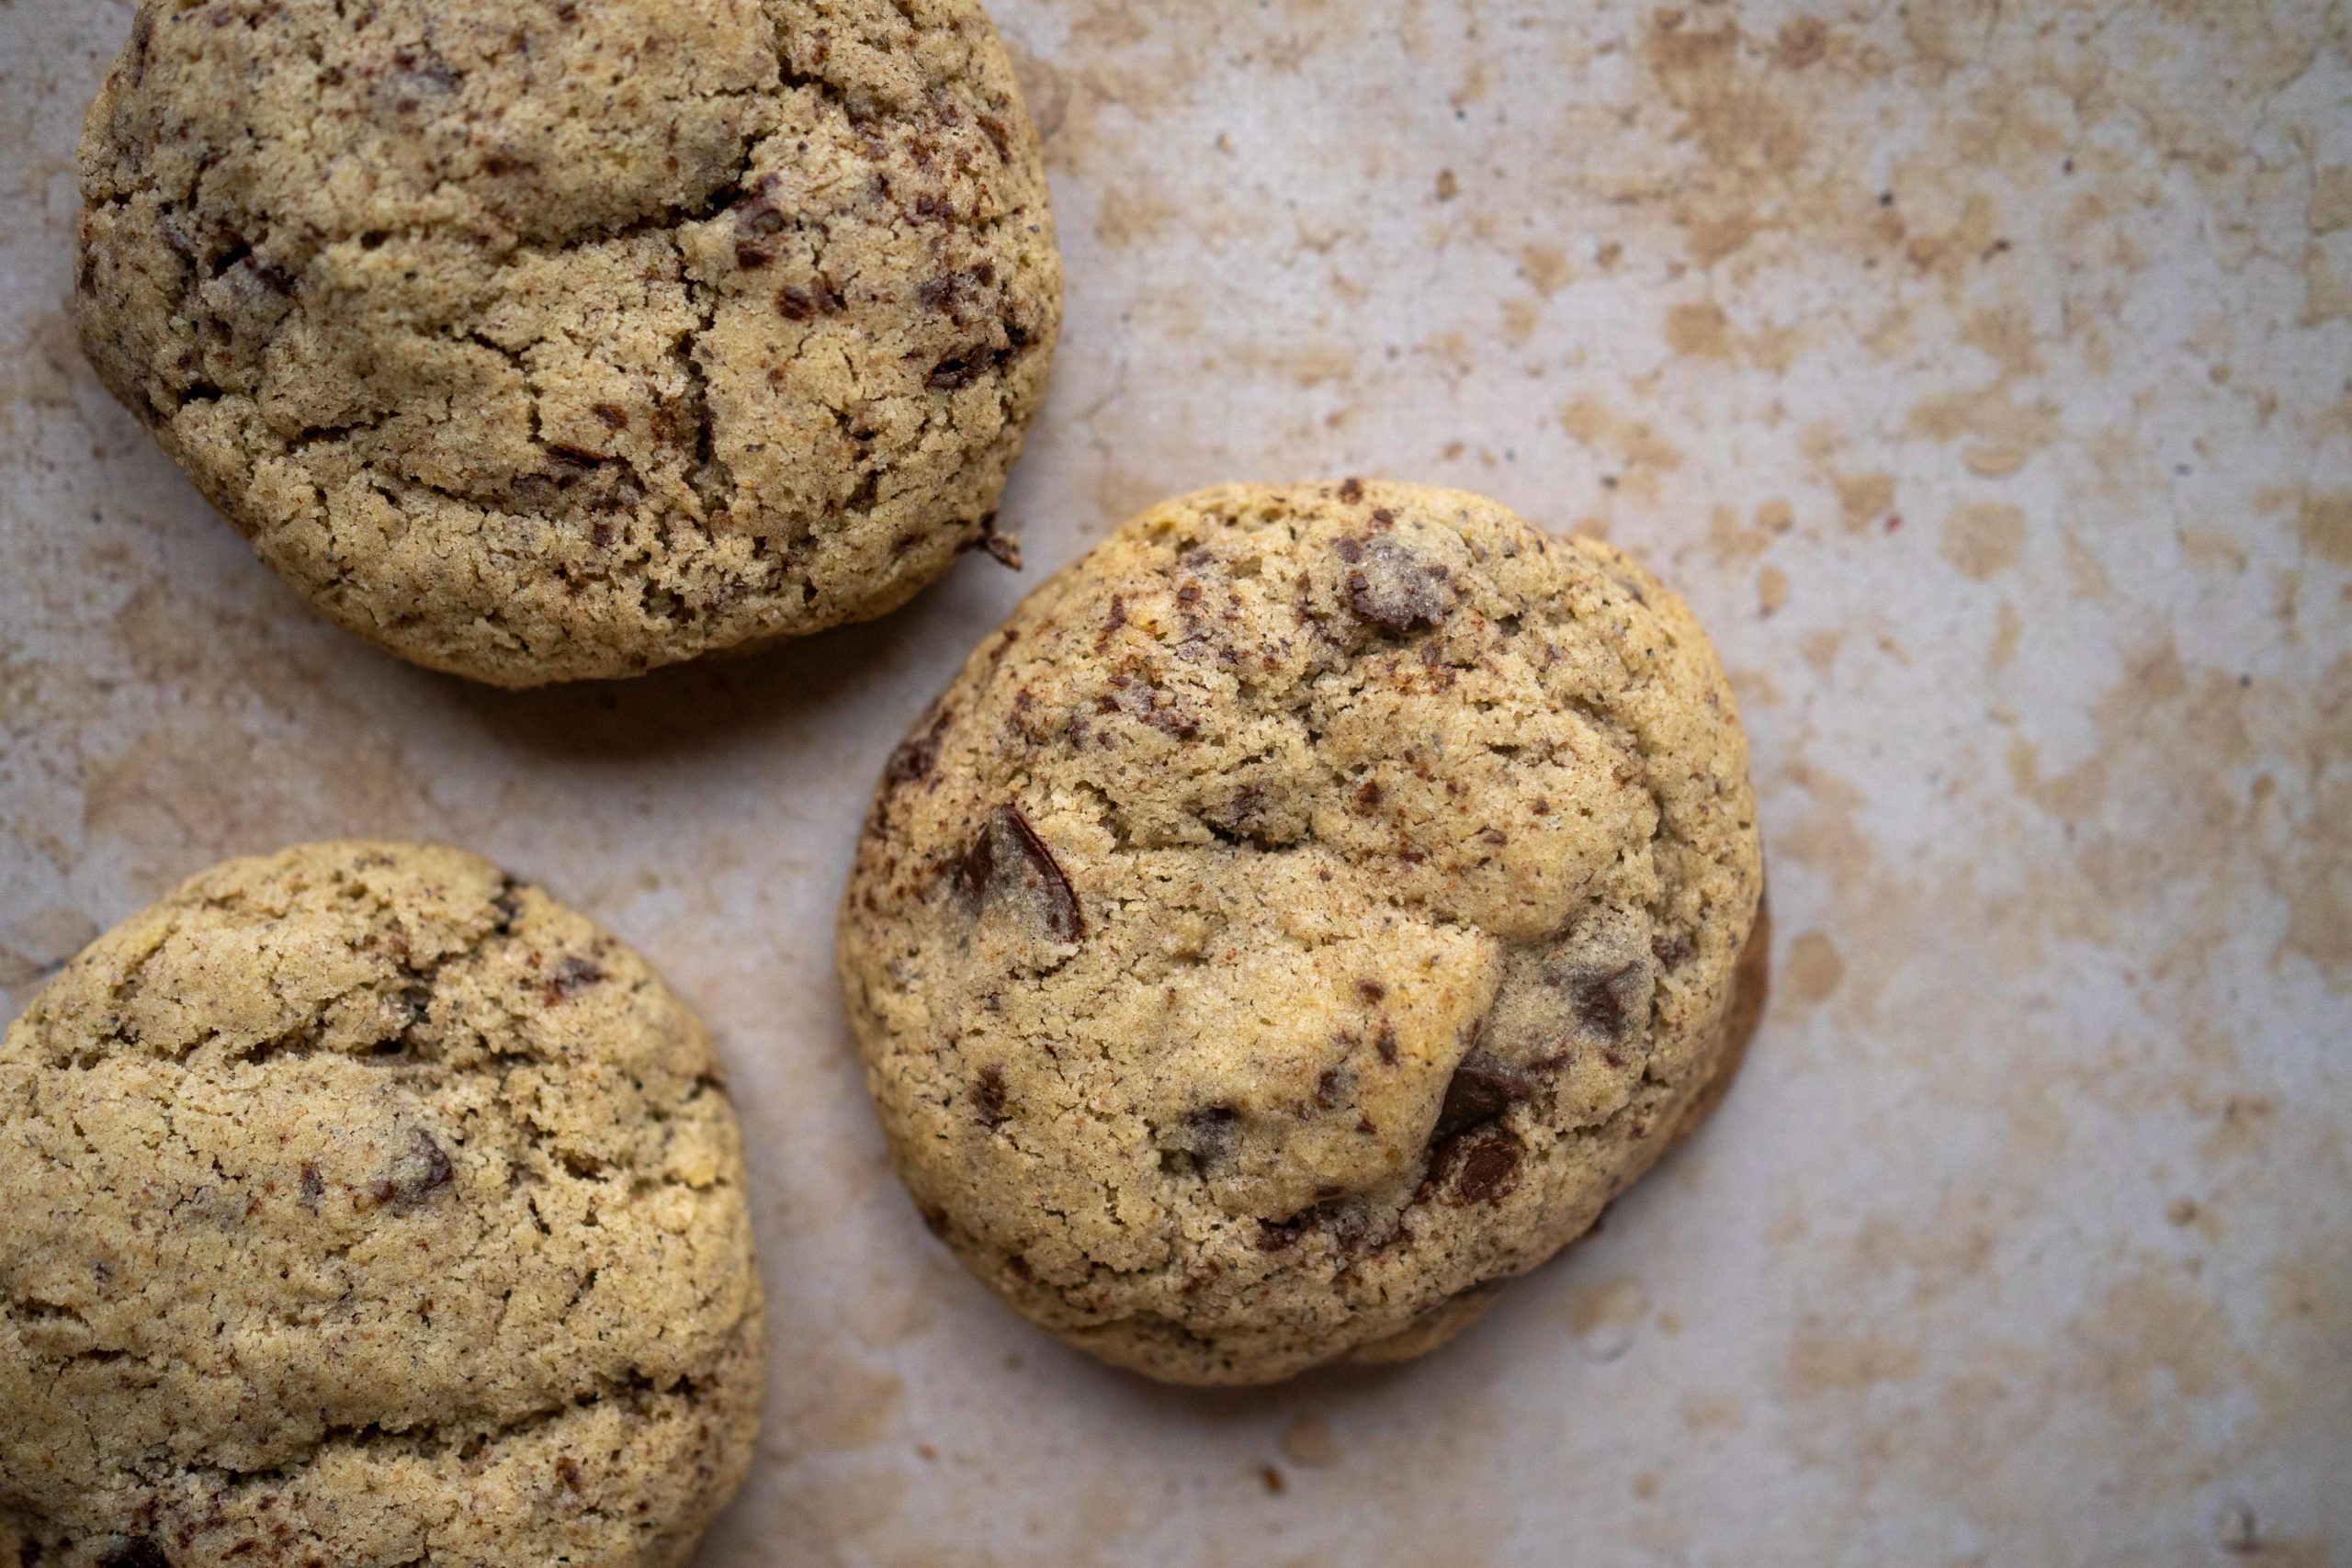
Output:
(0, 844), (764, 1567)
(77, 0), (1059, 686)
(840, 482), (1764, 1384)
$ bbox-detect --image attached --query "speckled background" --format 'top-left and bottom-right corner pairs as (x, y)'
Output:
(5, 1), (2348, 1562)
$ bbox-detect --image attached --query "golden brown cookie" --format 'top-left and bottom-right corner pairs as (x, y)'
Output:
(839, 481), (1763, 1384)
(77, 0), (1059, 686)
(0, 843), (764, 1565)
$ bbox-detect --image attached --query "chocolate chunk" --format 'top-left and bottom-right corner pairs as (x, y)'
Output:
(374, 1129), (456, 1210)
(927, 354), (980, 389)
(1442, 1127), (1523, 1206)
(1257, 1198), (1374, 1253)
(413, 1131), (454, 1190)
(1338, 477), (1364, 503)
(734, 200), (787, 239)
(776, 280), (843, 320)
(1343, 532), (1451, 633)
(885, 707), (952, 786)
(1140, 699), (1199, 741)
(1196, 782), (1259, 846)
(545, 442), (608, 469)
(917, 275), (960, 312)
(975, 513), (1022, 568)
(1159, 1105), (1238, 1176)
(1255, 1215), (1307, 1250)
(955, 805), (1083, 942)
(99, 1540), (170, 1568)
(971, 1065), (1010, 1127)
(1432, 1052), (1536, 1139)
(1562, 961), (1642, 1039)
(543, 953), (605, 1003)
(491, 877), (523, 932)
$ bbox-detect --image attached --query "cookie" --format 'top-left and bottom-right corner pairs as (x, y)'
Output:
(838, 481), (1764, 1384)
(0, 843), (764, 1566)
(77, 0), (1059, 686)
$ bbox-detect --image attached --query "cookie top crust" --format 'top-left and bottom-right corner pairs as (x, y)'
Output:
(839, 481), (1762, 1383)
(0, 842), (763, 1566)
(77, 0), (1059, 685)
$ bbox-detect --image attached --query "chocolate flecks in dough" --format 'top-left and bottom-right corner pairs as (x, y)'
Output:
(74, 0), (1062, 687)
(841, 482), (1762, 1385)
(1, 842), (764, 1565)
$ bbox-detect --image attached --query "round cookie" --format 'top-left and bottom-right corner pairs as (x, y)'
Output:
(839, 480), (1763, 1384)
(77, 0), (1059, 686)
(0, 843), (764, 1566)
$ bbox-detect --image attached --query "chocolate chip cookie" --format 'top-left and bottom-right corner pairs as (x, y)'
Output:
(0, 842), (764, 1565)
(77, 0), (1058, 686)
(839, 480), (1764, 1384)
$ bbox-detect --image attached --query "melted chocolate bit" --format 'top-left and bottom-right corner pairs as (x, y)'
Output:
(955, 805), (1083, 942)
(99, 1541), (170, 1568)
(971, 1065), (1010, 1128)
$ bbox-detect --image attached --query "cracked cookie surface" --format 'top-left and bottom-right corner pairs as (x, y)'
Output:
(839, 481), (1763, 1384)
(0, 842), (763, 1566)
(76, 0), (1059, 686)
